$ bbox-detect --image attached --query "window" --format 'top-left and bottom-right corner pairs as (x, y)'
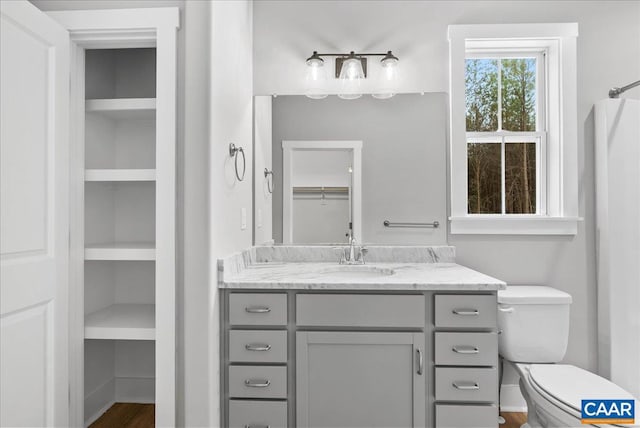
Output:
(448, 24), (579, 235)
(466, 54), (545, 215)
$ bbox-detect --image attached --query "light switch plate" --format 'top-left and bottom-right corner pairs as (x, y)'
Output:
(241, 207), (247, 230)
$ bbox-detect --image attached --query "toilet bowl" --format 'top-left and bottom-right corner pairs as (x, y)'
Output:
(498, 286), (639, 428)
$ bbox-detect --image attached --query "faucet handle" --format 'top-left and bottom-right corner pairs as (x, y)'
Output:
(333, 246), (346, 264)
(360, 247), (368, 264)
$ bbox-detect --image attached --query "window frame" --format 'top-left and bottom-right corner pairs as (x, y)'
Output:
(448, 23), (580, 235)
(466, 50), (547, 216)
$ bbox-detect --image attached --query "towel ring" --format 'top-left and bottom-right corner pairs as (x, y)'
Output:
(264, 168), (274, 193)
(229, 143), (246, 181)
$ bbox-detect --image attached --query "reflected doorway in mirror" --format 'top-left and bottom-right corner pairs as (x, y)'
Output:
(282, 140), (362, 244)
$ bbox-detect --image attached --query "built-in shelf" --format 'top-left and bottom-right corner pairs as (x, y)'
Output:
(85, 304), (155, 340)
(85, 243), (156, 261)
(85, 169), (156, 182)
(85, 98), (156, 119)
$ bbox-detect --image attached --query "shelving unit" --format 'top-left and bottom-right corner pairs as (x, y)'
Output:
(85, 304), (155, 340)
(76, 44), (173, 426)
(49, 8), (178, 427)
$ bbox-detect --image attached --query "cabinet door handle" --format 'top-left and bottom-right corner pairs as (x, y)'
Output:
(452, 345), (479, 354)
(452, 381), (480, 390)
(245, 306), (271, 313)
(244, 379), (271, 388)
(416, 348), (423, 375)
(245, 343), (272, 351)
(452, 308), (479, 316)
(245, 425), (270, 428)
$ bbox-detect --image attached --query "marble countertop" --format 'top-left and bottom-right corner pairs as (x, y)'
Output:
(221, 261), (506, 291)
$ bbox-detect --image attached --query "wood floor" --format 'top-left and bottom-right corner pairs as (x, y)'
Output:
(501, 411), (528, 428)
(90, 403), (154, 428)
(90, 403), (526, 428)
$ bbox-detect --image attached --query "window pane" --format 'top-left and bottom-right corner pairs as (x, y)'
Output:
(468, 143), (502, 214)
(466, 59), (498, 131)
(501, 58), (537, 131)
(505, 142), (536, 214)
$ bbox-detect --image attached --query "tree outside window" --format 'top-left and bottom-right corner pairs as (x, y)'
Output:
(466, 56), (541, 215)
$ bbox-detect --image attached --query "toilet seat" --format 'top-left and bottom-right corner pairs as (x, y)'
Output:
(526, 364), (637, 427)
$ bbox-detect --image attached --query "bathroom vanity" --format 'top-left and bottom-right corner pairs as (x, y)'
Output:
(219, 246), (506, 428)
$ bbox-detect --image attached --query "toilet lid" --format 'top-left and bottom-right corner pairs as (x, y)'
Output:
(529, 364), (635, 413)
(497, 285), (572, 304)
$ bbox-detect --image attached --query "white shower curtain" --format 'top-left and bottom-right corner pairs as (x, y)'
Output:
(595, 98), (640, 399)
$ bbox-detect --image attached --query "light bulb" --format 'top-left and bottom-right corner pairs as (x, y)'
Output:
(338, 55), (364, 100)
(305, 52), (328, 99)
(373, 52), (399, 99)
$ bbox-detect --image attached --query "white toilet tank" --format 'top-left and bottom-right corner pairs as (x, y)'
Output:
(498, 286), (573, 363)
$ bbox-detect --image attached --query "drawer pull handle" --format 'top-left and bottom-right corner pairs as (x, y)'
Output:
(416, 348), (424, 375)
(245, 425), (270, 428)
(245, 343), (272, 351)
(452, 346), (479, 354)
(452, 308), (479, 316)
(245, 306), (271, 313)
(244, 379), (271, 388)
(452, 381), (480, 390)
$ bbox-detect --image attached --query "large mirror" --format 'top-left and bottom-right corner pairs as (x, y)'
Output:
(254, 93), (448, 246)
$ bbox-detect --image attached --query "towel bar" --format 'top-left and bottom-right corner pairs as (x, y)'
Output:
(383, 220), (440, 228)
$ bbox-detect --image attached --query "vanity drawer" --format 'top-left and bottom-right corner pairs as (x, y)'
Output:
(229, 400), (287, 428)
(229, 366), (287, 399)
(229, 293), (287, 326)
(434, 332), (497, 366)
(434, 295), (496, 328)
(435, 404), (498, 428)
(435, 367), (498, 402)
(229, 330), (287, 363)
(296, 294), (424, 328)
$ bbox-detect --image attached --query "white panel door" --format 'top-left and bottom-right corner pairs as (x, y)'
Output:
(0, 1), (70, 426)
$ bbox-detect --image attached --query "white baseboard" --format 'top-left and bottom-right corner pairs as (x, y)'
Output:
(84, 398), (115, 427)
(500, 384), (528, 413)
(84, 378), (115, 427)
(83, 377), (155, 426)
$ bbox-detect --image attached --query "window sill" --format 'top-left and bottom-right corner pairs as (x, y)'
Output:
(449, 216), (581, 235)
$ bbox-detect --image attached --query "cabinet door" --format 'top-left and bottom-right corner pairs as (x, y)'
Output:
(296, 332), (425, 428)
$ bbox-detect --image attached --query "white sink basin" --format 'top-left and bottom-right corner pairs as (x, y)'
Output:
(313, 265), (395, 279)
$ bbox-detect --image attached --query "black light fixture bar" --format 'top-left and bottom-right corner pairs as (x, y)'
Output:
(309, 52), (394, 57)
(306, 51), (398, 79)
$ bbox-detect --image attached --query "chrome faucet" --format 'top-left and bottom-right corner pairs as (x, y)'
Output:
(338, 236), (367, 265)
(349, 236), (356, 262)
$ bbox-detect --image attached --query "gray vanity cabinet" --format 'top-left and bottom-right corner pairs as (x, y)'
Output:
(296, 332), (425, 428)
(221, 290), (499, 428)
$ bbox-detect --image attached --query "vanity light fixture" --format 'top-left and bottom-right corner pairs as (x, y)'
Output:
(304, 50), (400, 99)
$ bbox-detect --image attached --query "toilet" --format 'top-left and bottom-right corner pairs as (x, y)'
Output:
(497, 286), (639, 428)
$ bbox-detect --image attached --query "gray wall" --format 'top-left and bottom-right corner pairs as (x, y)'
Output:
(258, 0), (640, 380)
(272, 94), (448, 245)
